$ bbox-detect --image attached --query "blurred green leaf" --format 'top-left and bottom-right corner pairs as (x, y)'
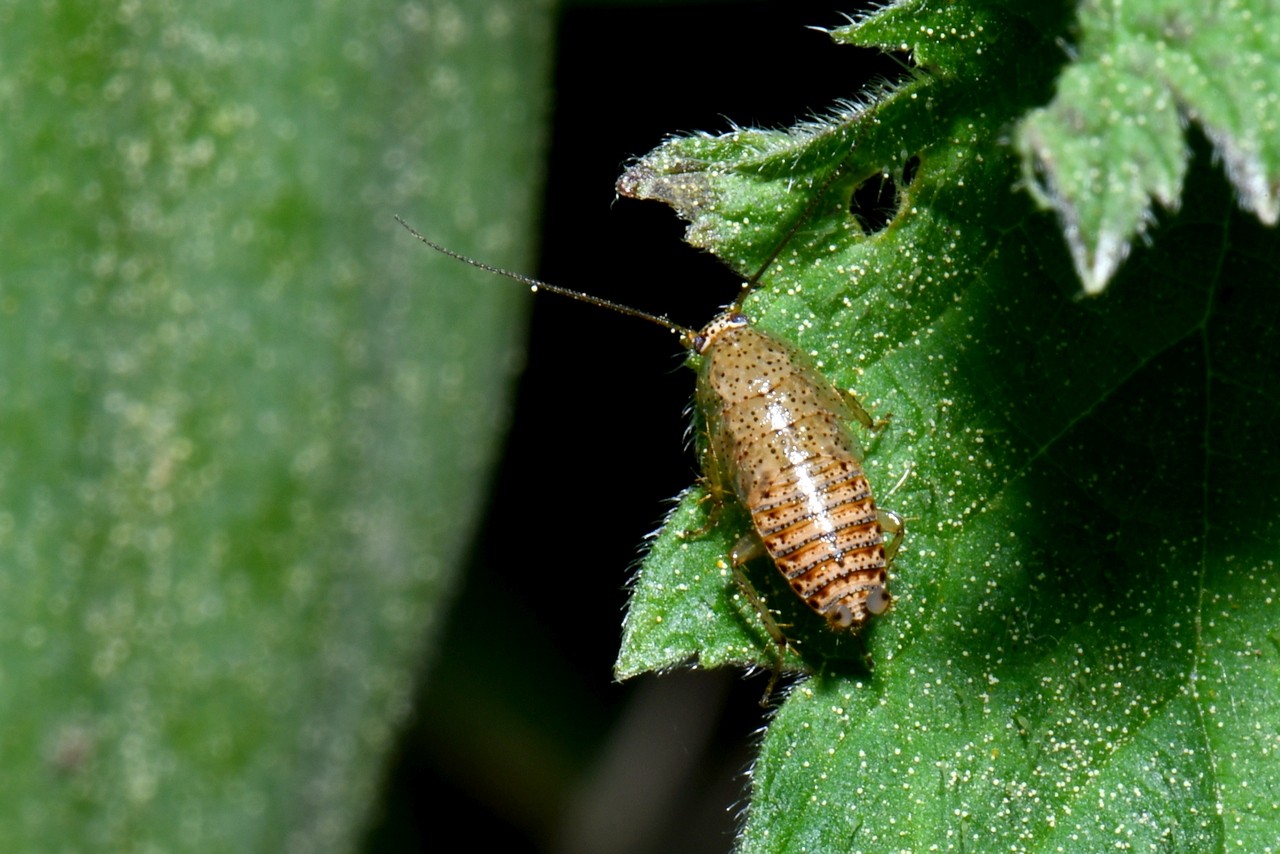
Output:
(0, 0), (554, 849)
(616, 2), (1280, 850)
(1017, 0), (1280, 293)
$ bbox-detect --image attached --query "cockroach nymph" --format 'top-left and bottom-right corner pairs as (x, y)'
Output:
(396, 213), (903, 702)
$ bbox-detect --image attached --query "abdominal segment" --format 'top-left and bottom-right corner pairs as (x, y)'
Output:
(749, 456), (887, 627)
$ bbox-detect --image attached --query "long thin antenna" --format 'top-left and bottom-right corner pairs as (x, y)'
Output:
(733, 152), (856, 310)
(394, 216), (696, 341)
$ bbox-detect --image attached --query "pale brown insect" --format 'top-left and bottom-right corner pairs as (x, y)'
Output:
(395, 216), (903, 699)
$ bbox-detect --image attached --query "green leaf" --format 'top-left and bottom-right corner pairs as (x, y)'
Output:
(1017, 0), (1280, 293)
(616, 2), (1280, 850)
(0, 0), (553, 849)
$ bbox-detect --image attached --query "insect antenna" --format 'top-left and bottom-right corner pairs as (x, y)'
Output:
(395, 216), (697, 342)
(731, 153), (856, 311)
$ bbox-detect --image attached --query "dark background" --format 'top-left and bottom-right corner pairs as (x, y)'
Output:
(368, 2), (893, 851)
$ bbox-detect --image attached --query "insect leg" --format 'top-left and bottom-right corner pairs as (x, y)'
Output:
(678, 482), (725, 540)
(841, 389), (891, 432)
(729, 532), (792, 707)
(878, 508), (905, 562)
(679, 410), (732, 541)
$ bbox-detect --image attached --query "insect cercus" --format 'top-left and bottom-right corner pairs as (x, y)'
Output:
(396, 215), (902, 701)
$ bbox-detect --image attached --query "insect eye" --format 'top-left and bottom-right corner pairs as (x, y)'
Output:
(865, 585), (891, 615)
(692, 334), (708, 352)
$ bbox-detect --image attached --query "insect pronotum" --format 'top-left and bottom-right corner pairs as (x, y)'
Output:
(396, 214), (903, 701)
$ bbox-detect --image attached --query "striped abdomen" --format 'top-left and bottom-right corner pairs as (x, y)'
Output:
(695, 312), (891, 629)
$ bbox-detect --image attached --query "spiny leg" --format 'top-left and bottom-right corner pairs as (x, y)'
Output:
(678, 484), (724, 540)
(879, 508), (904, 562)
(680, 436), (731, 540)
(841, 389), (891, 432)
(729, 532), (792, 707)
